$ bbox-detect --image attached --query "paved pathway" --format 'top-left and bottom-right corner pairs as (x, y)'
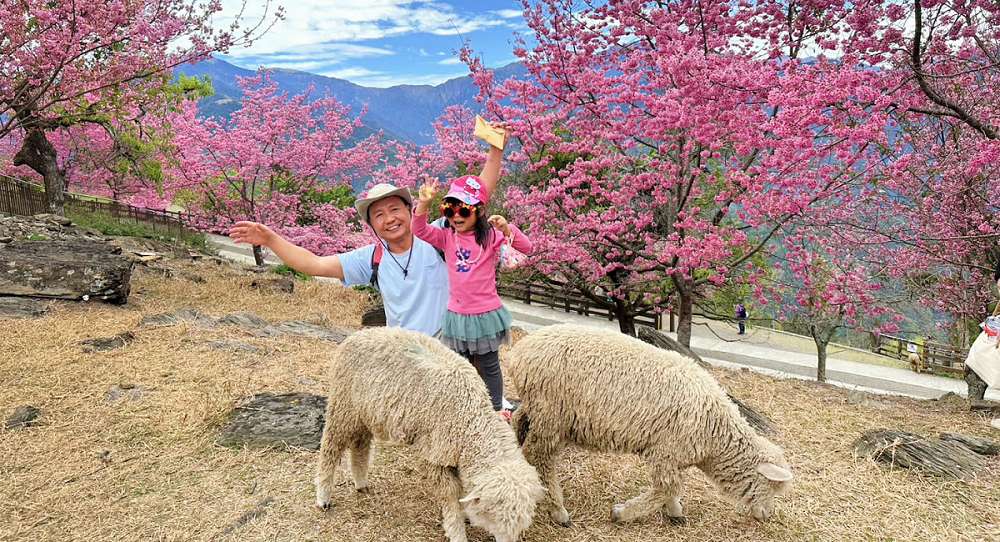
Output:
(206, 233), (998, 401)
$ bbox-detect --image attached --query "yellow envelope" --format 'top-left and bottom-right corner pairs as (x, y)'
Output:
(474, 115), (506, 150)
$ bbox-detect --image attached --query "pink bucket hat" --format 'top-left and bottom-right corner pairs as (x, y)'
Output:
(444, 175), (489, 206)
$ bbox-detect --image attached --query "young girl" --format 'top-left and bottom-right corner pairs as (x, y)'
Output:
(412, 175), (532, 420)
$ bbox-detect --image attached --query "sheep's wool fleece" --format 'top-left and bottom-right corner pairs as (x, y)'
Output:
(509, 324), (755, 458)
(328, 327), (520, 466)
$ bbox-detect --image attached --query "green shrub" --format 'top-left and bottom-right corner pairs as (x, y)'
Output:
(67, 210), (206, 250)
(273, 264), (312, 281)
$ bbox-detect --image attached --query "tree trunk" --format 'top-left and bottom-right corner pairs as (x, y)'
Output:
(12, 127), (65, 215)
(964, 366), (988, 402)
(811, 325), (831, 383)
(676, 287), (693, 348)
(613, 298), (636, 337)
(252, 244), (265, 267)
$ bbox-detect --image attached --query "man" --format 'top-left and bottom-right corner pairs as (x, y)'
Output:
(228, 128), (507, 337)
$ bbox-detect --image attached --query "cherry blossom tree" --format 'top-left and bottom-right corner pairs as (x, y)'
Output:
(168, 72), (383, 265)
(463, 0), (897, 341)
(0, 0), (279, 214)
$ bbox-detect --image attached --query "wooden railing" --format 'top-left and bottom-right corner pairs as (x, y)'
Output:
(873, 333), (966, 375)
(0, 175), (195, 239)
(498, 277), (663, 329)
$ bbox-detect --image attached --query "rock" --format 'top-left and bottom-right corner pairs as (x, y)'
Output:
(361, 304), (387, 327)
(270, 321), (351, 342)
(218, 312), (271, 330)
(970, 400), (1000, 414)
(5, 405), (42, 430)
(206, 340), (264, 355)
(132, 251), (162, 263)
(847, 390), (869, 405)
(81, 331), (135, 352)
(939, 432), (1000, 456)
(33, 213), (72, 226)
(105, 384), (146, 402)
(139, 308), (214, 328)
(0, 296), (49, 319)
(0, 239), (134, 303)
(217, 392), (327, 451)
(854, 428), (986, 480)
(249, 277), (294, 294)
(0, 236), (12, 243)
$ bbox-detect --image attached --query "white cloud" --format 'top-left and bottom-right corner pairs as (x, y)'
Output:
(491, 9), (522, 19)
(418, 48), (430, 56)
(321, 66), (467, 87)
(218, 0), (514, 58)
(321, 67), (384, 80)
(438, 57), (463, 65)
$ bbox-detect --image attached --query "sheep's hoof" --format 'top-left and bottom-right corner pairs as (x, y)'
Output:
(316, 500), (332, 511)
(551, 508), (572, 527)
(662, 512), (687, 526)
(610, 504), (626, 523)
(355, 485), (371, 494)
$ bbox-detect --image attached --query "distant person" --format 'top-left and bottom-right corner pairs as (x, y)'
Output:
(906, 342), (924, 374)
(735, 302), (748, 335)
(411, 176), (533, 422)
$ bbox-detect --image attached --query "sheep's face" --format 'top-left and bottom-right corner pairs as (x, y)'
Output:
(714, 437), (793, 522)
(461, 457), (545, 542)
(741, 441), (793, 521)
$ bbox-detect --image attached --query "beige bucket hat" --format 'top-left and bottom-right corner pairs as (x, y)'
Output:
(354, 183), (413, 225)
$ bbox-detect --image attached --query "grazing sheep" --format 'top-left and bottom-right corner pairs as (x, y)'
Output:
(315, 327), (544, 542)
(908, 352), (925, 374)
(507, 324), (793, 526)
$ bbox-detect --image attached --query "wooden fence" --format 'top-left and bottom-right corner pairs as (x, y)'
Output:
(498, 278), (663, 329)
(0, 175), (48, 216)
(873, 333), (966, 375)
(0, 175), (195, 239)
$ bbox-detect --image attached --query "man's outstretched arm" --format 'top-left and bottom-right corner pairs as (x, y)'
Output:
(229, 221), (344, 280)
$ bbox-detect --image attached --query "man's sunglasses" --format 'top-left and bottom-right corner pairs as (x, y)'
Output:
(440, 201), (477, 219)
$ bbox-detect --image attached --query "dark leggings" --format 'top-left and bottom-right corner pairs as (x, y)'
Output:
(462, 350), (504, 411)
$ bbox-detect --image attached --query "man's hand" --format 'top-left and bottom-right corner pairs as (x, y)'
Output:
(488, 214), (512, 237)
(229, 221), (276, 247)
(488, 121), (511, 149)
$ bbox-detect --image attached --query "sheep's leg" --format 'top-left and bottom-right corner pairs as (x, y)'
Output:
(611, 463), (681, 524)
(517, 409), (571, 527)
(432, 466), (468, 542)
(349, 431), (373, 493)
(314, 402), (353, 510)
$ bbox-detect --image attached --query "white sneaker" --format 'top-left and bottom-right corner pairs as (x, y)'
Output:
(991, 418), (1000, 431)
(502, 396), (513, 410)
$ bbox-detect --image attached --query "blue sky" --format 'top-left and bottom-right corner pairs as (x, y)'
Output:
(216, 1), (529, 87)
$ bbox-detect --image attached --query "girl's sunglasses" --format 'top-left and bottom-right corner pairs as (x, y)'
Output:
(440, 201), (477, 219)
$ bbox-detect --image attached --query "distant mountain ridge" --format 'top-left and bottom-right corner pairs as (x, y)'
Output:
(176, 57), (527, 144)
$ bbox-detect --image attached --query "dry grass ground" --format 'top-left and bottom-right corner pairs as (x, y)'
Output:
(2, 258), (999, 542)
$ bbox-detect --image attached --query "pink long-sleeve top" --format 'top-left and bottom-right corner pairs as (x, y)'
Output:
(412, 212), (533, 315)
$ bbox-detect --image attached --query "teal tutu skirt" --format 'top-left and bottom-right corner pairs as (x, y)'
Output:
(441, 306), (512, 355)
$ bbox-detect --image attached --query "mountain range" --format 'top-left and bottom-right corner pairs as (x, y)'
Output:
(176, 57), (526, 145)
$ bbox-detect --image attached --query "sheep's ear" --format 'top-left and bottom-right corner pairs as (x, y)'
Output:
(459, 493), (480, 505)
(757, 463), (793, 482)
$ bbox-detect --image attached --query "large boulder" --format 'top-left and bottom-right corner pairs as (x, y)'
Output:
(0, 239), (134, 303)
(0, 215), (134, 304)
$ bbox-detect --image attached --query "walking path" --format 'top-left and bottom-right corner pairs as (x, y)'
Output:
(206, 233), (998, 401)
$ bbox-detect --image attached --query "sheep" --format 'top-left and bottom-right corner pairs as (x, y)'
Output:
(506, 324), (793, 526)
(314, 327), (544, 542)
(908, 352), (925, 374)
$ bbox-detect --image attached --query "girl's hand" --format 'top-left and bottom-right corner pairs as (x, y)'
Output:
(488, 121), (510, 149)
(418, 179), (439, 203)
(488, 215), (511, 237)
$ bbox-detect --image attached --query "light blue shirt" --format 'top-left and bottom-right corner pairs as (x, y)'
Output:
(340, 236), (449, 337)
